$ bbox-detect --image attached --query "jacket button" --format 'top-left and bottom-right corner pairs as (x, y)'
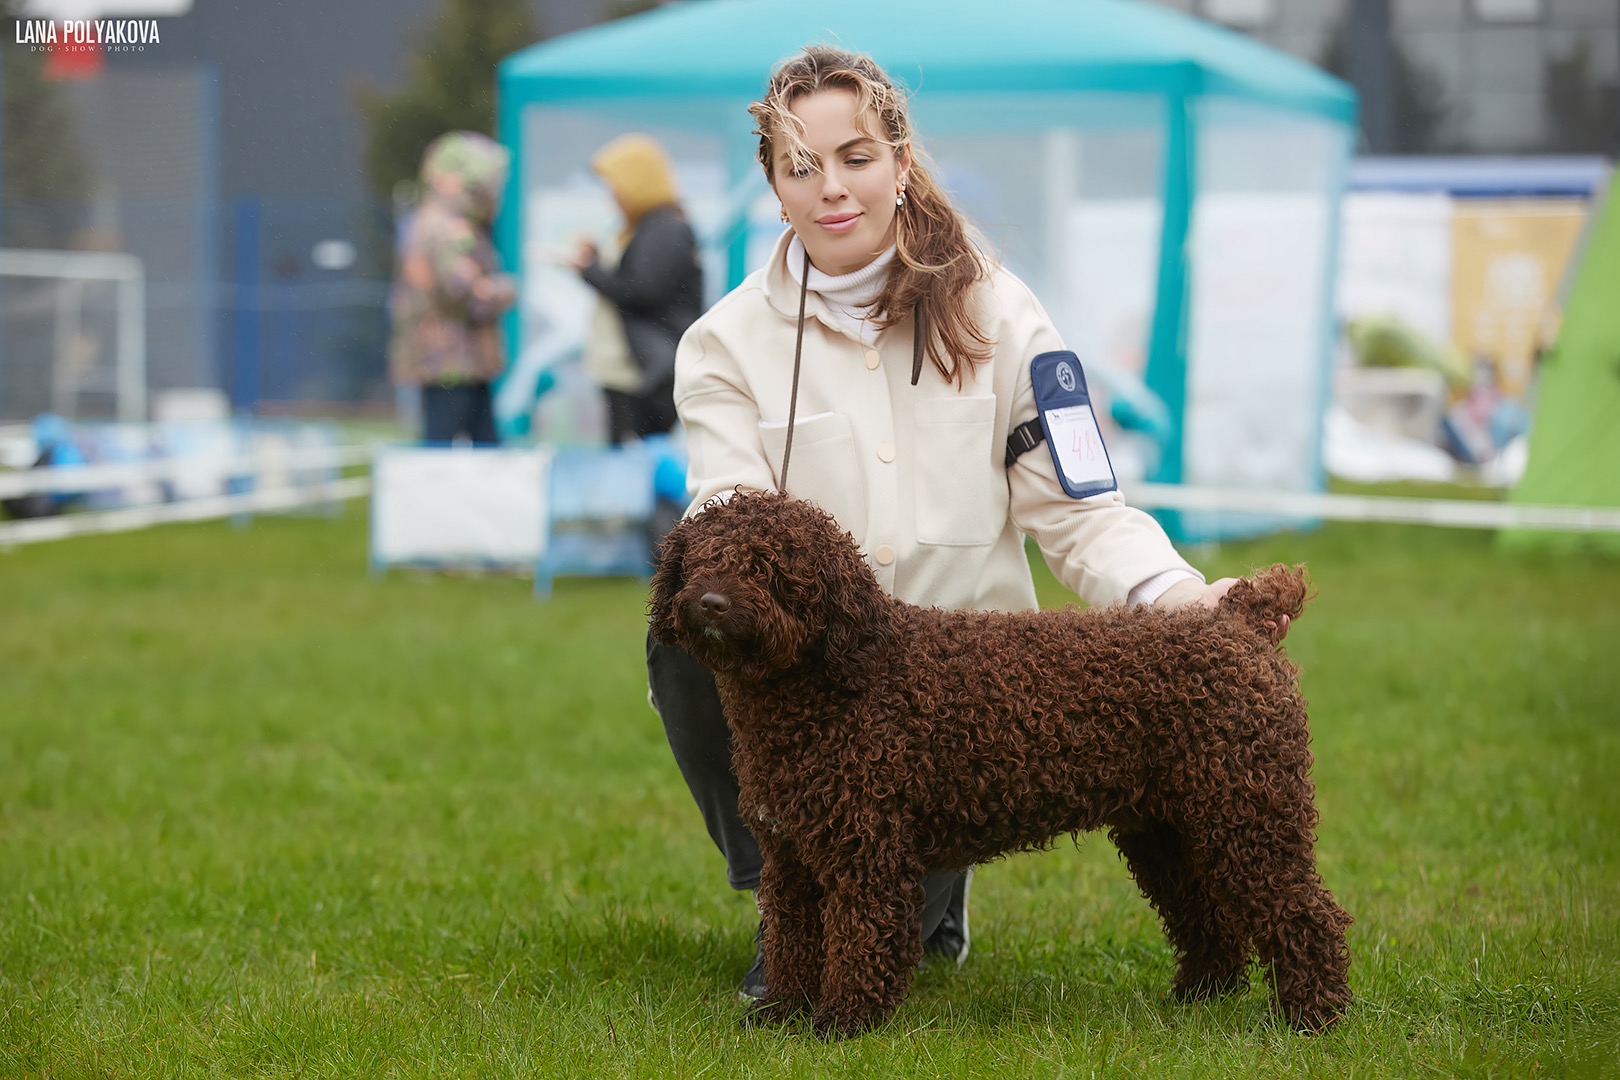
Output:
(877, 443), (895, 463)
(864, 349), (881, 370)
(873, 544), (895, 565)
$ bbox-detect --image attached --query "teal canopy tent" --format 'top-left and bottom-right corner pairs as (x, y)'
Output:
(496, 0), (1357, 541)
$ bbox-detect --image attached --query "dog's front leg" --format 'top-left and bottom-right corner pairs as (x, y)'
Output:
(743, 838), (824, 1028)
(810, 849), (927, 1039)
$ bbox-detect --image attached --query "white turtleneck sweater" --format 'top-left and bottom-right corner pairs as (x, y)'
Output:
(785, 236), (895, 346)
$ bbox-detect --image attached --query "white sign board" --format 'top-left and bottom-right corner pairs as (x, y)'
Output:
(1185, 192), (1333, 493)
(370, 447), (550, 569)
(1336, 191), (1455, 346)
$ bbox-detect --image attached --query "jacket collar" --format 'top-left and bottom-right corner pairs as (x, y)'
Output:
(762, 229), (907, 349)
(761, 227), (844, 334)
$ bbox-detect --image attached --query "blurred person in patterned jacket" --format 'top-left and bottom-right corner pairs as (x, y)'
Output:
(389, 131), (517, 445)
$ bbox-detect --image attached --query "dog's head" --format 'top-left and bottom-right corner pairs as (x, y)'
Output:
(648, 490), (892, 690)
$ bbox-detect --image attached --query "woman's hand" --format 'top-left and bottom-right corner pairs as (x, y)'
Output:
(471, 272), (517, 314)
(1192, 577), (1238, 608)
(1157, 576), (1290, 640)
(571, 239), (599, 273)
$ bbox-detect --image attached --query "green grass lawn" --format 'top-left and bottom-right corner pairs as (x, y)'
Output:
(3, 504), (1617, 1078)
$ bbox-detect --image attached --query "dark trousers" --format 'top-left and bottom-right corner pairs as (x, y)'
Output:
(604, 379), (678, 447)
(605, 390), (640, 448)
(646, 632), (964, 940)
(422, 382), (499, 446)
(637, 376), (678, 439)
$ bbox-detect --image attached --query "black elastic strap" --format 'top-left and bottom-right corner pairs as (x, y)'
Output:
(779, 244), (813, 492)
(1004, 417), (1045, 467)
(910, 301), (927, 386)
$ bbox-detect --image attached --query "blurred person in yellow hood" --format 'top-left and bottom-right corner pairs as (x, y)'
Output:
(390, 131), (516, 445)
(573, 134), (704, 444)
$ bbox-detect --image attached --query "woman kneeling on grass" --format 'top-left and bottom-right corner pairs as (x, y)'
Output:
(646, 43), (1259, 1004)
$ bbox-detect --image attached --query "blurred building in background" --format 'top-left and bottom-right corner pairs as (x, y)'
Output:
(0, 0), (621, 423)
(1152, 0), (1617, 481)
(1151, 0), (1619, 156)
(2, 0), (1615, 425)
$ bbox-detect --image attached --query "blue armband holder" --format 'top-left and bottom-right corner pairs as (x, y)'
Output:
(1024, 350), (1118, 500)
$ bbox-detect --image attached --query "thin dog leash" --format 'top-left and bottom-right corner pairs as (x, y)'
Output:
(777, 243), (928, 492)
(778, 244), (813, 491)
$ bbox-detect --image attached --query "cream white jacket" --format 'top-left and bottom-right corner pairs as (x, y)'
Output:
(673, 229), (1200, 613)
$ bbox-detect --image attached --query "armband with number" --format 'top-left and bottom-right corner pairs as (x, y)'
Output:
(1003, 351), (1118, 500)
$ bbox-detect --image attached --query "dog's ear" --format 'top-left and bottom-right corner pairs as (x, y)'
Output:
(647, 518), (688, 643)
(817, 556), (893, 694)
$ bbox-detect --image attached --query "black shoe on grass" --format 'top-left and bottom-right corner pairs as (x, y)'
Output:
(922, 868), (973, 968)
(738, 923), (767, 1004)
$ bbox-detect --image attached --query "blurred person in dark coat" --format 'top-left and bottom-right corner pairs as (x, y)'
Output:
(573, 134), (704, 444)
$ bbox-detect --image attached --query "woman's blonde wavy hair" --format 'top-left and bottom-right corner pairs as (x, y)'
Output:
(749, 45), (992, 386)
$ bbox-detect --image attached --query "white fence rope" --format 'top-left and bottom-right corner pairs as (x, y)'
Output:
(0, 442), (373, 548)
(1124, 482), (1620, 534)
(5, 446), (1619, 549)
(0, 477), (372, 546)
(0, 444), (373, 499)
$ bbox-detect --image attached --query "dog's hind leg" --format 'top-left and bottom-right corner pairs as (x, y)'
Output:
(809, 849), (928, 1039)
(1109, 821), (1250, 1002)
(1189, 804), (1353, 1032)
(1249, 856), (1352, 1033)
(746, 841), (825, 1027)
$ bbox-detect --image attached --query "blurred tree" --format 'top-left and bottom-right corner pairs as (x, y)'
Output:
(0, 0), (92, 247)
(1546, 41), (1619, 156)
(1318, 17), (1449, 153)
(355, 0), (540, 205)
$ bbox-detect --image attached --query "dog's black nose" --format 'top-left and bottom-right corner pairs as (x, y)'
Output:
(700, 592), (731, 616)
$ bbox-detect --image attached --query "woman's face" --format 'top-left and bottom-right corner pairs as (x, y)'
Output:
(771, 88), (908, 277)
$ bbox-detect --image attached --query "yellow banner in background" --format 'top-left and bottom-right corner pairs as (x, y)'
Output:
(1450, 200), (1587, 401)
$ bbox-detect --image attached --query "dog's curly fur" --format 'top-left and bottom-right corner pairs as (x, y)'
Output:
(650, 491), (1351, 1038)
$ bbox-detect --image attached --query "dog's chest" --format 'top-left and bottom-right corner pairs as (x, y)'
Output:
(738, 730), (876, 838)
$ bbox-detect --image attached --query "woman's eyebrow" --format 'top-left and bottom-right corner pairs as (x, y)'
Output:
(776, 136), (875, 167)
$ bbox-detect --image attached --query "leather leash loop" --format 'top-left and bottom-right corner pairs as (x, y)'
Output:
(910, 300), (927, 386)
(779, 244), (812, 492)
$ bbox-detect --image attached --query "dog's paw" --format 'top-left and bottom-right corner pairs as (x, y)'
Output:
(739, 998), (808, 1030)
(1172, 967), (1250, 1002)
(1281, 989), (1352, 1034)
(809, 1006), (884, 1041)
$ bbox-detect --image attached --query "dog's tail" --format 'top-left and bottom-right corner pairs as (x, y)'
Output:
(1216, 564), (1309, 645)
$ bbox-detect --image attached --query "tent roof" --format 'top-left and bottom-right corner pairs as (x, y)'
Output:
(498, 0), (1356, 123)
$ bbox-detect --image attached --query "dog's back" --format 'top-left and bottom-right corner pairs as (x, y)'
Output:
(854, 594), (1309, 866)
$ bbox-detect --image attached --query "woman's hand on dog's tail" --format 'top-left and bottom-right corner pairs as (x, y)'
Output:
(1193, 577), (1294, 640)
(1156, 570), (1302, 643)
(1212, 566), (1309, 644)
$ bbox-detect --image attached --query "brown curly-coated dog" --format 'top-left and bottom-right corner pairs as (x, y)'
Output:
(649, 490), (1352, 1039)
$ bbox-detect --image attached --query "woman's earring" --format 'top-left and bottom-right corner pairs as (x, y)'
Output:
(896, 183), (906, 208)
(779, 206), (790, 223)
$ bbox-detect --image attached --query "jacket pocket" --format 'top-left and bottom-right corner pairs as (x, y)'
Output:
(914, 395), (1002, 546)
(758, 412), (868, 540)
